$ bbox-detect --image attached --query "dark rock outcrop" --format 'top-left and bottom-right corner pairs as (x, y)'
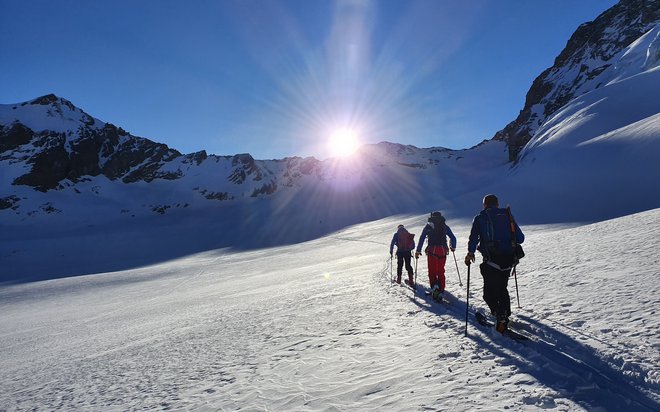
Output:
(1, 97), (183, 190)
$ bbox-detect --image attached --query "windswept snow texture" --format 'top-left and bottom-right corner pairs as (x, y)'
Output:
(0, 210), (658, 411)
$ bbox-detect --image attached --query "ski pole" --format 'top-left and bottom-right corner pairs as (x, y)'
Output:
(465, 264), (471, 336)
(451, 250), (463, 287)
(414, 255), (418, 296)
(513, 265), (521, 308)
(390, 255), (394, 284)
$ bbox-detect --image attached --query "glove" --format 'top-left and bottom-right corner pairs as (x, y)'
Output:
(390, 252), (393, 257)
(415, 251), (420, 259)
(450, 247), (456, 252)
(465, 252), (475, 266)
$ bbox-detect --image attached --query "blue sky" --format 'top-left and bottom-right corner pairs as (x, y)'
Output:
(0, 0), (618, 160)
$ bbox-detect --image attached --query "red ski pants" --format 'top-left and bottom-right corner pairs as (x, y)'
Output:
(426, 246), (447, 291)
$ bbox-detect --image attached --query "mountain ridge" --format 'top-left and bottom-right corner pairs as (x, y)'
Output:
(494, 0), (659, 161)
(2, 94), (503, 226)
(1, 0), (659, 231)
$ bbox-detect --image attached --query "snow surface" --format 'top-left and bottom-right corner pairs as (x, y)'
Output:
(0, 209), (658, 411)
(1, 11), (660, 412)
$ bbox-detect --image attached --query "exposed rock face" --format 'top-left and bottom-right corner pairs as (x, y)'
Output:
(228, 153), (264, 184)
(0, 95), (184, 191)
(1, 95), (364, 205)
(495, 0), (660, 161)
(1, 123), (183, 190)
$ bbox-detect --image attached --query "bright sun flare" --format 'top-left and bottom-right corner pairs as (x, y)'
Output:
(328, 128), (360, 158)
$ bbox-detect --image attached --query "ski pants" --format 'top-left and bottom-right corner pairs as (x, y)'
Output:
(396, 251), (414, 281)
(426, 246), (447, 291)
(480, 262), (512, 320)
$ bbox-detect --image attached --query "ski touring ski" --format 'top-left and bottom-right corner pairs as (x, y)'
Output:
(475, 311), (529, 341)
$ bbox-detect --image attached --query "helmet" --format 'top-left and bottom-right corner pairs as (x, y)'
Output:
(397, 224), (404, 229)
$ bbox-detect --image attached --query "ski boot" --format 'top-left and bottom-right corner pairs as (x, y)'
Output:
(431, 285), (443, 301)
(495, 315), (509, 333)
(406, 273), (415, 288)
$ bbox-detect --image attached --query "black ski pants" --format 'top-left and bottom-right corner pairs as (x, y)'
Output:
(396, 251), (414, 278)
(480, 262), (512, 320)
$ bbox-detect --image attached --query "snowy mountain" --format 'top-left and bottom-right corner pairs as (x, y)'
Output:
(2, 0), (660, 282)
(494, 0), (660, 161)
(1, 1), (660, 410)
(0, 93), (511, 229)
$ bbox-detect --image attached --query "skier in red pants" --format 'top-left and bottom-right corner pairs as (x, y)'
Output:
(415, 211), (457, 301)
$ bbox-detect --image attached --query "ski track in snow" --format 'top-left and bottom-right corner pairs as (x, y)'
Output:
(1, 211), (659, 411)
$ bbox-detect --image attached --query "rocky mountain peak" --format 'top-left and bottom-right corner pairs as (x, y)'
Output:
(1, 95), (183, 191)
(25, 93), (84, 120)
(496, 0), (660, 161)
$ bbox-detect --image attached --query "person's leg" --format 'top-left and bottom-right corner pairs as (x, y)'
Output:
(436, 249), (447, 292)
(404, 253), (414, 284)
(495, 270), (512, 319)
(427, 254), (438, 289)
(396, 253), (403, 283)
(480, 263), (499, 316)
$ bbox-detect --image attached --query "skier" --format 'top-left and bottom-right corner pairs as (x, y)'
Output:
(465, 194), (525, 333)
(389, 224), (415, 286)
(415, 211), (457, 300)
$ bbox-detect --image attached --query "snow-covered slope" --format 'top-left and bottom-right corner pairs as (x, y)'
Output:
(0, 94), (509, 226)
(2, 1), (660, 283)
(0, 209), (657, 410)
(495, 0), (659, 160)
(1, 1), (660, 409)
(494, 24), (660, 223)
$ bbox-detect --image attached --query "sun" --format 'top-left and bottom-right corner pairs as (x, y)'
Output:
(328, 128), (360, 158)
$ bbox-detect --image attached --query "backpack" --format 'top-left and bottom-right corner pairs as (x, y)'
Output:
(425, 214), (448, 253)
(396, 227), (415, 251)
(429, 215), (447, 239)
(479, 207), (524, 267)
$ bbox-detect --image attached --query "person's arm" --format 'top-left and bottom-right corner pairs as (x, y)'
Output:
(515, 222), (524, 245)
(416, 225), (428, 255)
(390, 233), (397, 255)
(465, 216), (480, 265)
(446, 225), (457, 250)
(467, 216), (480, 254)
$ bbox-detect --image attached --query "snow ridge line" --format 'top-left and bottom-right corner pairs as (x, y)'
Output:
(329, 235), (388, 247)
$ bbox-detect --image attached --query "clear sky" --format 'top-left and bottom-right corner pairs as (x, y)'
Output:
(0, 0), (618, 160)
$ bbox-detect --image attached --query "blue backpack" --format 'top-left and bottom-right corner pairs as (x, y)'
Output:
(479, 207), (523, 267)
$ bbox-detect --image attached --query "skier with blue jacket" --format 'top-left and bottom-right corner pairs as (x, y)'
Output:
(465, 194), (525, 333)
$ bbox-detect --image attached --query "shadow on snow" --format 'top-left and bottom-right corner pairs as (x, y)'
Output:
(395, 277), (658, 411)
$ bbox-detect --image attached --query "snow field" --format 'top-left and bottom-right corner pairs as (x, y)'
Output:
(1, 210), (658, 410)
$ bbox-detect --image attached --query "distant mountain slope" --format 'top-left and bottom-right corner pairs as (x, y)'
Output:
(1, 0), (659, 235)
(2, 1), (660, 282)
(0, 94), (508, 225)
(495, 0), (659, 161)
